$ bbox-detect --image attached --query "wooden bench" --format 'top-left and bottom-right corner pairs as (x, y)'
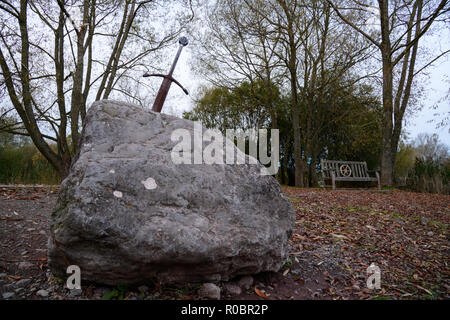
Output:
(320, 160), (380, 190)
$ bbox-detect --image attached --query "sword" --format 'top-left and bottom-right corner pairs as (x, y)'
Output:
(143, 37), (189, 113)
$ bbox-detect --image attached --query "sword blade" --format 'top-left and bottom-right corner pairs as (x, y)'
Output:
(152, 77), (172, 113)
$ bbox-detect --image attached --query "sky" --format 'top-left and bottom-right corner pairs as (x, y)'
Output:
(404, 29), (450, 146)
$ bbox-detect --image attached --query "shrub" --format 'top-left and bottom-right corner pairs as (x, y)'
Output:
(406, 158), (450, 194)
(0, 143), (60, 185)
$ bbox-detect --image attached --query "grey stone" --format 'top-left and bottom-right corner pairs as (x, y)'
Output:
(237, 275), (254, 290)
(2, 292), (14, 299)
(138, 285), (149, 293)
(18, 262), (33, 270)
(0, 273), (7, 279)
(47, 100), (294, 285)
(36, 289), (49, 297)
(3, 283), (15, 291)
(198, 283), (221, 300)
(223, 283), (242, 296)
(68, 289), (82, 297)
(15, 278), (32, 287)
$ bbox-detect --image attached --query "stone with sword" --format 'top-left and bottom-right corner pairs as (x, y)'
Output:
(143, 37), (189, 113)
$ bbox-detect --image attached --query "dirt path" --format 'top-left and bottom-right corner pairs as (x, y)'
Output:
(1, 186), (448, 300)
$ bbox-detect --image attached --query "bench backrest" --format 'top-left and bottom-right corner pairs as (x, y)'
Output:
(320, 160), (369, 179)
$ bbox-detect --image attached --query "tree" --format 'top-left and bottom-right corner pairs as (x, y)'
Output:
(0, 115), (29, 150)
(413, 133), (449, 163)
(183, 80), (276, 131)
(197, 0), (377, 186)
(187, 79), (383, 185)
(290, 1), (375, 185)
(327, 0), (450, 186)
(0, 0), (192, 178)
(193, 0), (283, 129)
(253, 0), (307, 187)
(321, 83), (383, 169)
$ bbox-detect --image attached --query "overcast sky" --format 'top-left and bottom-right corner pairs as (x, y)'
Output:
(406, 29), (450, 146)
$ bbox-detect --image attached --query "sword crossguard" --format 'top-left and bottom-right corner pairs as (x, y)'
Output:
(143, 37), (189, 113)
(142, 73), (189, 95)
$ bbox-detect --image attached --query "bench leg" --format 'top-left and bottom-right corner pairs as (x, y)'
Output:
(331, 172), (336, 190)
(376, 172), (381, 191)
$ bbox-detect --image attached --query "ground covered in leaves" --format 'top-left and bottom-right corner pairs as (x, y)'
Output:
(0, 185), (448, 300)
(284, 186), (450, 299)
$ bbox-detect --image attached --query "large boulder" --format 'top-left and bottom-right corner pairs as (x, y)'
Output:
(48, 100), (294, 285)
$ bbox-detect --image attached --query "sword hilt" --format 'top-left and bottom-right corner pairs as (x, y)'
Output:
(143, 37), (189, 113)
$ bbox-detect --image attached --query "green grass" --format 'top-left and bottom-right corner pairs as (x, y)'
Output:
(102, 284), (128, 300)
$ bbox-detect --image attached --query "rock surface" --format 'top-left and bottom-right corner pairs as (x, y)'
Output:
(237, 275), (254, 290)
(223, 283), (242, 296)
(198, 283), (221, 300)
(48, 100), (294, 285)
(2, 292), (14, 299)
(36, 289), (49, 297)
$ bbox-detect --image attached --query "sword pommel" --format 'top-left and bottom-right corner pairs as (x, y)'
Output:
(179, 37), (188, 46)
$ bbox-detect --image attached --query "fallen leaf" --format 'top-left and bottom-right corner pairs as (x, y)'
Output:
(254, 287), (268, 299)
(331, 233), (348, 240)
(33, 257), (47, 262)
(413, 284), (433, 296)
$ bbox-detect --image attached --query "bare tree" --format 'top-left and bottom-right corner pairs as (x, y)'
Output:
(194, 0), (283, 121)
(228, 0), (374, 186)
(414, 133), (449, 163)
(0, 0), (192, 178)
(327, 0), (450, 186)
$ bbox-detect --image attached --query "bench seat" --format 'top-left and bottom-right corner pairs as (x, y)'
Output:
(321, 160), (380, 190)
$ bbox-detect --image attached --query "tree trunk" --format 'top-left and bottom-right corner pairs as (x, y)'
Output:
(380, 57), (394, 186)
(379, 0), (394, 186)
(292, 105), (304, 187)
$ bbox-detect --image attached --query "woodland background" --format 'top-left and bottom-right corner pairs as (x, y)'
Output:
(0, 0), (449, 193)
